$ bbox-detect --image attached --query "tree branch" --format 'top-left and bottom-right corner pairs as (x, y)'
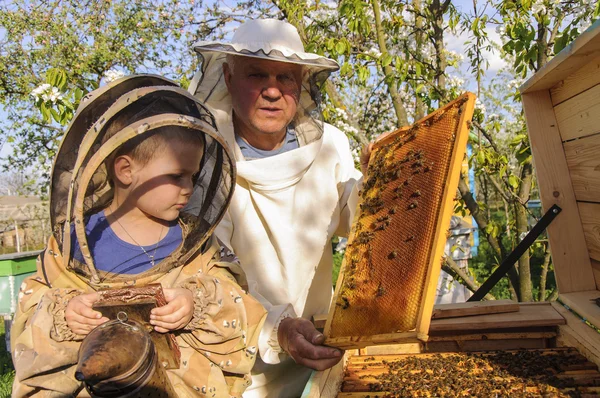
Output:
(443, 256), (496, 300)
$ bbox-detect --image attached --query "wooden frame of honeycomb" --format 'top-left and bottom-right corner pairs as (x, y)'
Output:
(324, 93), (476, 349)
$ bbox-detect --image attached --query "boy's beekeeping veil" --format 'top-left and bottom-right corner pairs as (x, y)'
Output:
(50, 75), (235, 285)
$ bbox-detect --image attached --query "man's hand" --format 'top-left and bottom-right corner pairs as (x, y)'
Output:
(65, 292), (109, 335)
(277, 317), (343, 371)
(150, 288), (194, 333)
(360, 142), (374, 176)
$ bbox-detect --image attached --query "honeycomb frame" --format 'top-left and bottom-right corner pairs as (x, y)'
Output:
(324, 93), (476, 349)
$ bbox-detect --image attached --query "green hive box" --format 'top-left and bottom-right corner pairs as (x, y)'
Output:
(0, 251), (41, 316)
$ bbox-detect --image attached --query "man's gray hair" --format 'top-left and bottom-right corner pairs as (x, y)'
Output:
(225, 54), (238, 75)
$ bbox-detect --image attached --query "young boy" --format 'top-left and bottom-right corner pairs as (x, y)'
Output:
(11, 75), (266, 397)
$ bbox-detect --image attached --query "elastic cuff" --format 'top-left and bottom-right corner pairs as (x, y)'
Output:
(50, 289), (85, 342)
(182, 283), (208, 331)
(267, 312), (293, 354)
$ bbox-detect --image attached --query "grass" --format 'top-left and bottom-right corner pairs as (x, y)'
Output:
(0, 321), (14, 398)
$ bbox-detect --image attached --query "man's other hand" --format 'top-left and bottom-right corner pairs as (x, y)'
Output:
(360, 142), (374, 176)
(277, 317), (343, 370)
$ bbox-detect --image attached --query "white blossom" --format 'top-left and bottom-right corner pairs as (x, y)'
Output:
(475, 98), (486, 115)
(103, 69), (125, 83)
(367, 47), (382, 59)
(31, 83), (63, 103)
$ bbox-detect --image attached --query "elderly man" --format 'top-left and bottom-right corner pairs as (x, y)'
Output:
(189, 19), (363, 396)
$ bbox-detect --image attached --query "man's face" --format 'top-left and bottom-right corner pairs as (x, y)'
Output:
(224, 57), (303, 140)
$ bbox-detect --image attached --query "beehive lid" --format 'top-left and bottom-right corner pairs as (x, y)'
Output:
(324, 93), (476, 349)
(520, 19), (600, 94)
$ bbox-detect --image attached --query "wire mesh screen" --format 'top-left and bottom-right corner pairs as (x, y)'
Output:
(327, 94), (475, 341)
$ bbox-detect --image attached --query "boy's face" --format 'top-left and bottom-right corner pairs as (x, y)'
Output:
(129, 139), (203, 221)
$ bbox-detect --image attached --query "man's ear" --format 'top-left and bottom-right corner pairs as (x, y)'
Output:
(113, 155), (134, 186)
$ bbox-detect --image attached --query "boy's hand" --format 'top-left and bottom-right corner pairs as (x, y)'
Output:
(65, 292), (109, 335)
(150, 288), (194, 333)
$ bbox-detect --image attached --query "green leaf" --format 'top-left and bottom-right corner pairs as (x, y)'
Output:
(381, 53), (393, 67)
(50, 108), (61, 123)
(335, 40), (346, 54)
(476, 150), (485, 164)
(508, 175), (519, 189)
(554, 33), (569, 54)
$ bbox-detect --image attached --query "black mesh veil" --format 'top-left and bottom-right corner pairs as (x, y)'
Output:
(188, 48), (338, 151)
(49, 75), (235, 285)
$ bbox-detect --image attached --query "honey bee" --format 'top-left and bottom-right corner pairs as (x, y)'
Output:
(388, 251), (398, 259)
(408, 201), (418, 209)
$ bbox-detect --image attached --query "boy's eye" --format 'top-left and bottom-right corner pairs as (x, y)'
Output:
(170, 174), (183, 180)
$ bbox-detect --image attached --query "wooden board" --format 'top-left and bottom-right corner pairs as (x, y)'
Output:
(431, 299), (518, 319)
(592, 259), (600, 290)
(554, 83), (600, 141)
(579, 202), (600, 262)
(522, 90), (595, 293)
(520, 19), (600, 93)
(324, 93), (475, 349)
(429, 302), (565, 332)
(552, 301), (600, 367)
(551, 54), (600, 106)
(564, 134), (600, 202)
(559, 290), (600, 330)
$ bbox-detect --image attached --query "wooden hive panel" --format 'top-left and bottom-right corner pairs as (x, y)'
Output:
(324, 93), (475, 349)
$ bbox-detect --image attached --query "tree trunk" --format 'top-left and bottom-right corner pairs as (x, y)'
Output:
(457, 174), (521, 299)
(539, 244), (551, 301)
(372, 0), (409, 126)
(413, 0), (426, 120)
(515, 162), (534, 302)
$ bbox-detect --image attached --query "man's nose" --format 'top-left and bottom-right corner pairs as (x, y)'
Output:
(261, 77), (283, 100)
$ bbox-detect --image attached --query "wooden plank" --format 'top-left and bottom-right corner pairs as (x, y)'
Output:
(429, 302), (565, 332)
(522, 90), (595, 293)
(579, 202), (600, 262)
(552, 301), (600, 367)
(325, 330), (421, 350)
(521, 19), (600, 93)
(312, 313), (328, 331)
(425, 338), (548, 353)
(364, 342), (422, 355)
(592, 260), (600, 290)
(428, 331), (557, 342)
(564, 134), (600, 202)
(551, 54), (600, 106)
(431, 299), (518, 319)
(302, 349), (353, 398)
(559, 290), (600, 329)
(555, 83), (600, 141)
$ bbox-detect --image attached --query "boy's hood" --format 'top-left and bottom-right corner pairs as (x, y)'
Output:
(50, 75), (235, 286)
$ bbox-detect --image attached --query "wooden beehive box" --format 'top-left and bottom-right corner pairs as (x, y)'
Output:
(303, 20), (600, 397)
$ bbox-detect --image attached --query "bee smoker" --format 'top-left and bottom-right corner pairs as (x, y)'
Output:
(75, 313), (177, 397)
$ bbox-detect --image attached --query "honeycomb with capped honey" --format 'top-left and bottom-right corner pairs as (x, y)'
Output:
(325, 93), (476, 345)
